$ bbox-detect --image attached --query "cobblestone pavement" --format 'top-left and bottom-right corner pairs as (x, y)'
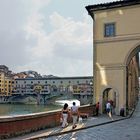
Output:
(8, 101), (140, 140)
(8, 113), (124, 140)
(7, 115), (124, 140)
(40, 101), (140, 140)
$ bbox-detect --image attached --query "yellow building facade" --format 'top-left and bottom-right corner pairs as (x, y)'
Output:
(86, 0), (140, 115)
(0, 72), (14, 96)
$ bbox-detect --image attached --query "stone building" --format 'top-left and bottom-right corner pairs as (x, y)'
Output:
(12, 76), (93, 105)
(14, 76), (93, 95)
(86, 0), (140, 115)
(0, 65), (14, 96)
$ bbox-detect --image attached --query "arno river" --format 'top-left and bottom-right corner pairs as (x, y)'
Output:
(0, 99), (80, 116)
(0, 104), (62, 116)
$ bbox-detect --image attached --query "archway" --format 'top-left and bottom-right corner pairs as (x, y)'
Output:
(125, 45), (140, 113)
(101, 87), (119, 115)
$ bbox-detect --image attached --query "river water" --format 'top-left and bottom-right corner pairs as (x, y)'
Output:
(0, 99), (80, 116)
(0, 104), (62, 116)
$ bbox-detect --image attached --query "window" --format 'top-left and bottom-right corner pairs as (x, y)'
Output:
(104, 23), (115, 37)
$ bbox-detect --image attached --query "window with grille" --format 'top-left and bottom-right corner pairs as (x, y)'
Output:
(104, 23), (115, 37)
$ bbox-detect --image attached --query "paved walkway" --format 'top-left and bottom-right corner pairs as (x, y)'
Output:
(7, 112), (126, 140)
(42, 99), (140, 140)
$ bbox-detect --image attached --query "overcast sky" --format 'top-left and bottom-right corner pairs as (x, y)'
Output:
(0, 0), (116, 77)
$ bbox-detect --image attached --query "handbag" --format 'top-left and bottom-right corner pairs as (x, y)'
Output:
(60, 117), (63, 123)
(78, 117), (83, 123)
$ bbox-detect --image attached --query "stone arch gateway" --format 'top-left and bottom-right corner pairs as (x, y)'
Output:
(86, 0), (140, 115)
(100, 86), (119, 115)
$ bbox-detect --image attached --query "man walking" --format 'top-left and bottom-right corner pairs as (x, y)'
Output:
(71, 102), (79, 129)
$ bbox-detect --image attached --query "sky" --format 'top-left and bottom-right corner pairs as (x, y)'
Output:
(0, 0), (116, 77)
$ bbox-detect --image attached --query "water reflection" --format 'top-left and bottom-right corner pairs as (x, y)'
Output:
(55, 99), (80, 107)
(0, 104), (61, 116)
(0, 99), (80, 116)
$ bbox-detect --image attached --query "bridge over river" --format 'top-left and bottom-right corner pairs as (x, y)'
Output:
(0, 93), (66, 105)
(0, 92), (93, 105)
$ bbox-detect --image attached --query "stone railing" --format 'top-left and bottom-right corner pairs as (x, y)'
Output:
(0, 104), (96, 139)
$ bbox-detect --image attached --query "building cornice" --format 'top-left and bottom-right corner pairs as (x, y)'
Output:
(95, 34), (140, 44)
(96, 63), (126, 70)
(15, 76), (93, 81)
(86, 0), (140, 14)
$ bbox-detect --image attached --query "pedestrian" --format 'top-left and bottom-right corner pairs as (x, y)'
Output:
(110, 100), (113, 114)
(106, 101), (113, 120)
(95, 102), (100, 116)
(61, 103), (69, 128)
(71, 102), (79, 129)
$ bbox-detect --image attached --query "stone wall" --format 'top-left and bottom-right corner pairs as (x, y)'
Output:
(0, 104), (96, 139)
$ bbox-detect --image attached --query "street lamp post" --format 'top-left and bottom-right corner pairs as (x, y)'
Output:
(90, 81), (94, 104)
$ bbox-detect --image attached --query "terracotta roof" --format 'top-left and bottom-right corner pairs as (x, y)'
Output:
(86, 0), (140, 14)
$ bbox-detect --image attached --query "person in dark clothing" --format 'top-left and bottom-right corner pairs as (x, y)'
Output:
(61, 103), (69, 128)
(95, 102), (100, 116)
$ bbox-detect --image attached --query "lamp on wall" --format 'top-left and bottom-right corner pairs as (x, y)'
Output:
(89, 81), (93, 93)
(89, 81), (94, 104)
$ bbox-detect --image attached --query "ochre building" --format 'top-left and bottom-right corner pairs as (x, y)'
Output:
(0, 72), (14, 96)
(86, 0), (139, 115)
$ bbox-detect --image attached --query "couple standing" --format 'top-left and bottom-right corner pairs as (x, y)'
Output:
(61, 102), (79, 129)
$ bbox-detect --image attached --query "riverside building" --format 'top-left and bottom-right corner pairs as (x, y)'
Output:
(0, 65), (93, 105)
(13, 76), (93, 104)
(14, 76), (93, 95)
(0, 65), (14, 96)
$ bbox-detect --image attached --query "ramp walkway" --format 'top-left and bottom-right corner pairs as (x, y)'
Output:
(8, 113), (129, 140)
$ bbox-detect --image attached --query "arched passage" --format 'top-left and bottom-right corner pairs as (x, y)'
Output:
(125, 45), (140, 113)
(101, 87), (119, 115)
